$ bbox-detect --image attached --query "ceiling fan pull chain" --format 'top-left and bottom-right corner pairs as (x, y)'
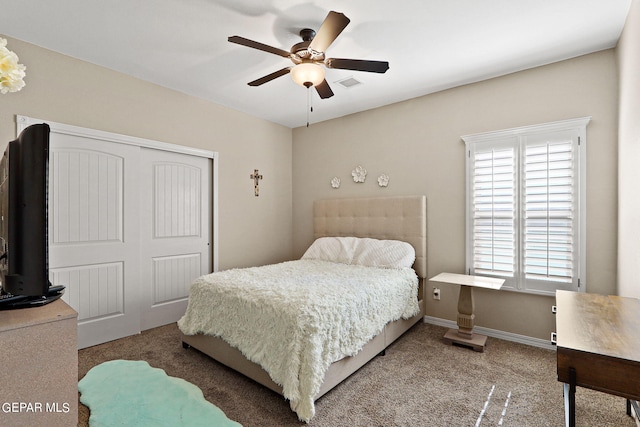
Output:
(307, 87), (312, 127)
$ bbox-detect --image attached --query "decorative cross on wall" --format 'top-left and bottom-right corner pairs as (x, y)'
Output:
(250, 169), (263, 197)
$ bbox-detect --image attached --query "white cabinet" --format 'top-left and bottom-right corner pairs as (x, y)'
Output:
(0, 300), (78, 427)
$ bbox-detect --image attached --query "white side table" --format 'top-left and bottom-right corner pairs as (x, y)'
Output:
(429, 272), (504, 352)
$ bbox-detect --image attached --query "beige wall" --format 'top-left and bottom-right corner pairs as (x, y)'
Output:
(617, 0), (640, 299)
(0, 36), (293, 270)
(292, 50), (619, 340)
(0, 35), (623, 341)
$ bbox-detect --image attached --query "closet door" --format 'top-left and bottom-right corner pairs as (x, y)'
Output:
(48, 133), (141, 349)
(139, 148), (212, 330)
(19, 114), (216, 348)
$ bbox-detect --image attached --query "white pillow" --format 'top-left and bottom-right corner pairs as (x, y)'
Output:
(302, 237), (415, 269)
(301, 236), (359, 264)
(351, 238), (415, 269)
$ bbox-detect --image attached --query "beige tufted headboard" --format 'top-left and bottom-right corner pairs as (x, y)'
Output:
(313, 196), (427, 279)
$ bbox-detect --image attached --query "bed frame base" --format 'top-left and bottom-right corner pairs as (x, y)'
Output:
(181, 298), (424, 400)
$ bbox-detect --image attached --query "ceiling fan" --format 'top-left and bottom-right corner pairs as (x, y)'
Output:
(228, 11), (390, 99)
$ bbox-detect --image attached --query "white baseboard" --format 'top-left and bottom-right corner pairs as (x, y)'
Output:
(423, 316), (557, 351)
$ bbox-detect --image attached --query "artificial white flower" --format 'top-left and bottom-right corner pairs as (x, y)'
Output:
(351, 165), (367, 183)
(0, 38), (26, 94)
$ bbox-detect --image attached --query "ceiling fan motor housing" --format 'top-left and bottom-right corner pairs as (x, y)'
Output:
(291, 29), (324, 62)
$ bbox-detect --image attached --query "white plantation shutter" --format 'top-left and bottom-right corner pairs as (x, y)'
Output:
(463, 118), (589, 295)
(523, 136), (576, 291)
(471, 145), (516, 281)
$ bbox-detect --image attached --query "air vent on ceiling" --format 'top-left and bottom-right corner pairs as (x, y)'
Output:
(335, 77), (362, 88)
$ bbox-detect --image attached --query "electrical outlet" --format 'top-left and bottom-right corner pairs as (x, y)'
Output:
(433, 288), (440, 300)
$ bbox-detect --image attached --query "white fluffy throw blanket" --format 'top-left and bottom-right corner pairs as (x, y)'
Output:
(178, 259), (419, 422)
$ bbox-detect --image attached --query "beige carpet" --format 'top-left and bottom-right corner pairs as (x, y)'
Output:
(78, 322), (635, 426)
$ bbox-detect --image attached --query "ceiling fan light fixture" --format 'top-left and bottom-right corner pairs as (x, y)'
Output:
(291, 63), (325, 88)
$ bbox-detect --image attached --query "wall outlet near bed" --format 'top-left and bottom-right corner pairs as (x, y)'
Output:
(433, 288), (441, 300)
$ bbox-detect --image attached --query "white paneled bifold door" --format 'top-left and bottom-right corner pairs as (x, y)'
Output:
(139, 148), (211, 331)
(17, 116), (216, 349)
(48, 133), (142, 349)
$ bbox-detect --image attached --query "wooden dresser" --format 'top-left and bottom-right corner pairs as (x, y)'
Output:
(556, 290), (640, 426)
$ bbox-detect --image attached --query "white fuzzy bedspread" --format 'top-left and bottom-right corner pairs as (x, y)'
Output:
(177, 259), (419, 422)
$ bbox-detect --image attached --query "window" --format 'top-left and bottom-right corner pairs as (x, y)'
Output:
(462, 117), (590, 295)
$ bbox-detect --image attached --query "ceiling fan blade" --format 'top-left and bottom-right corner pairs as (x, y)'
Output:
(308, 11), (350, 53)
(228, 36), (291, 58)
(315, 79), (334, 99)
(247, 67), (292, 86)
(325, 58), (390, 73)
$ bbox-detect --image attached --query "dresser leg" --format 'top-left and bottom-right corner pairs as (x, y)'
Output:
(563, 370), (577, 427)
(568, 368), (576, 427)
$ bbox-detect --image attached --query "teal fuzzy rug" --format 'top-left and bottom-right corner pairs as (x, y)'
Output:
(79, 360), (242, 427)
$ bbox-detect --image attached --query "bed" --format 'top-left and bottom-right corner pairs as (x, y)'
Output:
(178, 195), (427, 422)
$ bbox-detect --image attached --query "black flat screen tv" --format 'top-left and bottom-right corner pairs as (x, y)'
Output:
(0, 123), (64, 309)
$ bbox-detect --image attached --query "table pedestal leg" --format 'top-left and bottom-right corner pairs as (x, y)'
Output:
(457, 284), (475, 337)
(443, 284), (488, 352)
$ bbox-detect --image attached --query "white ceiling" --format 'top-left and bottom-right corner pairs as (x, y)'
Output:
(0, 0), (632, 128)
